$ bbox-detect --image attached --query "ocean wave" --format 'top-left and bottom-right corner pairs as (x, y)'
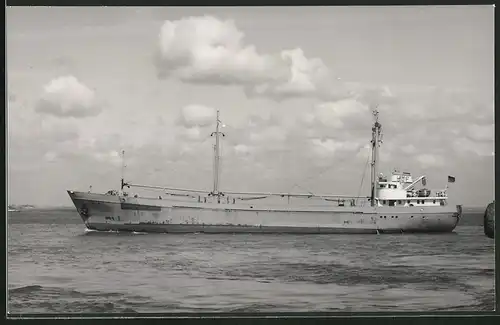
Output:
(7, 285), (149, 313)
(7, 216), (494, 313)
(204, 261), (462, 288)
(9, 284), (123, 298)
(229, 303), (283, 312)
(9, 285), (44, 295)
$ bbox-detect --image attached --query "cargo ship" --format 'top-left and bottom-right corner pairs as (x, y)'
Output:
(67, 108), (461, 234)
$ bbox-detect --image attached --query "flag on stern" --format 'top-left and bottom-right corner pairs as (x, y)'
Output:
(448, 176), (456, 183)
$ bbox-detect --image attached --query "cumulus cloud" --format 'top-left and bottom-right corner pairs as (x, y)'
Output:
(35, 76), (102, 118)
(382, 86), (492, 128)
(172, 104), (220, 147)
(333, 85), (495, 165)
(92, 150), (122, 167)
(179, 104), (216, 128)
(43, 151), (58, 163)
(248, 125), (287, 145)
(305, 99), (371, 131)
(155, 16), (275, 83)
(233, 144), (253, 157)
(416, 154), (445, 168)
(154, 15), (348, 101)
(452, 137), (493, 157)
(177, 126), (209, 143)
(466, 124), (494, 142)
(310, 138), (362, 159)
(401, 144), (417, 155)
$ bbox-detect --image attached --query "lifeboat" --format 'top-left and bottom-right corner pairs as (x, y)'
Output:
(416, 188), (431, 197)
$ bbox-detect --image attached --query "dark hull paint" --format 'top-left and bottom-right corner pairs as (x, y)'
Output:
(86, 222), (456, 235)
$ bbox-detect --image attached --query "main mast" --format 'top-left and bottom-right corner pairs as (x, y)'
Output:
(120, 149), (126, 191)
(211, 110), (224, 196)
(370, 108), (382, 207)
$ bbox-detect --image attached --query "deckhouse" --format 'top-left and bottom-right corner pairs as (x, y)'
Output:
(376, 170), (448, 207)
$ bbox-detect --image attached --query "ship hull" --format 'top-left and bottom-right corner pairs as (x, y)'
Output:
(67, 191), (461, 234)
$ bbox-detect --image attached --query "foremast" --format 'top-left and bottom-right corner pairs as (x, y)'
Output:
(370, 108), (383, 207)
(210, 110), (225, 197)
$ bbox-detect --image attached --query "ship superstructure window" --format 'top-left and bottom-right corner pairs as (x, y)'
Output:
(397, 200), (402, 205)
(389, 200), (395, 206)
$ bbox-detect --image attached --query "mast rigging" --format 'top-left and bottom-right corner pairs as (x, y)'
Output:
(370, 107), (383, 207)
(211, 110), (225, 197)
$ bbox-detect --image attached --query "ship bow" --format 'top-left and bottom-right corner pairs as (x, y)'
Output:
(66, 190), (92, 225)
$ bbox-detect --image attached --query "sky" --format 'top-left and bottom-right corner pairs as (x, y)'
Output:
(6, 6), (495, 207)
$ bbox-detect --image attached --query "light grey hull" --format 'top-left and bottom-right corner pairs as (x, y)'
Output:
(67, 190), (461, 234)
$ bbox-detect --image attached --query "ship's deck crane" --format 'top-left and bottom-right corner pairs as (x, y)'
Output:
(403, 175), (426, 191)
